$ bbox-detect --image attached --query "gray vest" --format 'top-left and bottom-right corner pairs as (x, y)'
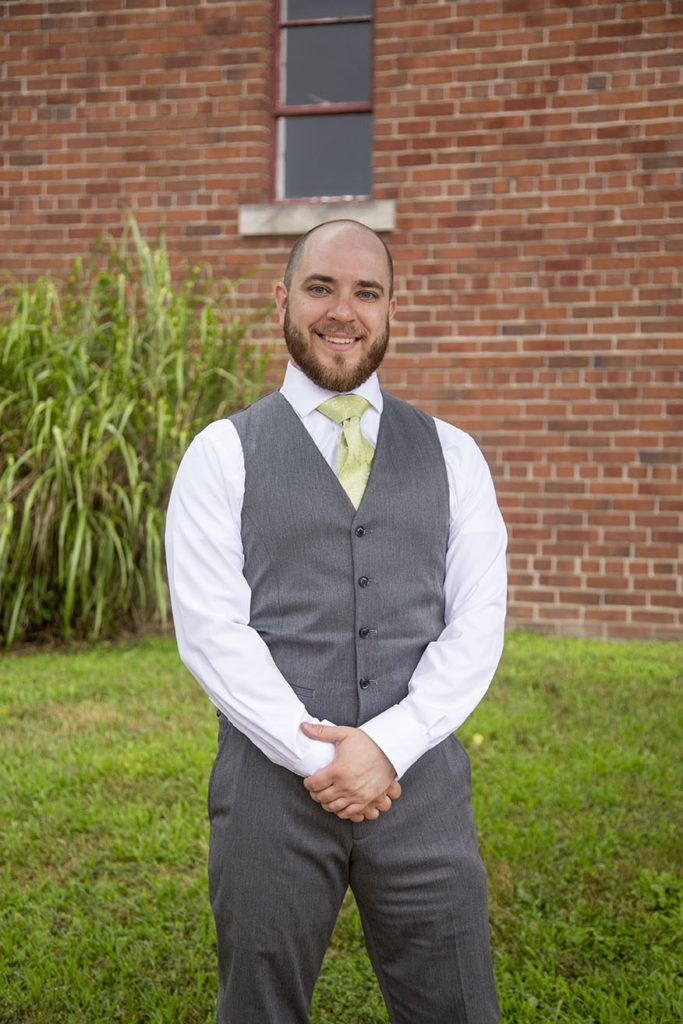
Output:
(230, 390), (449, 728)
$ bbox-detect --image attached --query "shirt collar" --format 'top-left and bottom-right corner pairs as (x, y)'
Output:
(280, 362), (383, 419)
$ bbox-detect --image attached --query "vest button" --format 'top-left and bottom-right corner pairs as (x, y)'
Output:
(359, 677), (371, 689)
(358, 626), (370, 638)
(355, 526), (366, 537)
(358, 576), (369, 587)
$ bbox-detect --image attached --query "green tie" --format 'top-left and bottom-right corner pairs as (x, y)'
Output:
(317, 395), (375, 508)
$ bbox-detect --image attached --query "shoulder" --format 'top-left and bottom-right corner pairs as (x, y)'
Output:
(381, 390), (430, 419)
(380, 391), (441, 440)
(383, 392), (495, 500)
(381, 391), (482, 461)
(189, 416), (241, 454)
(432, 416), (483, 462)
(167, 417), (246, 527)
(229, 389), (294, 439)
(230, 389), (283, 422)
(428, 416), (501, 523)
(186, 389), (283, 454)
(175, 418), (244, 493)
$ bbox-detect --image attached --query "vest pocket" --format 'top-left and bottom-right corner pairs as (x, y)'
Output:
(289, 683), (317, 698)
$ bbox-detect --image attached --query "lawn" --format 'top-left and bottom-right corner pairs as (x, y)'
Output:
(1, 632), (680, 1023)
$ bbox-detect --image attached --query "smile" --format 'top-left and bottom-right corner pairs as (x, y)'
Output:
(317, 333), (360, 346)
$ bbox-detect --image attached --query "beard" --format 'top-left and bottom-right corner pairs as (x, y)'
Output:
(283, 309), (390, 392)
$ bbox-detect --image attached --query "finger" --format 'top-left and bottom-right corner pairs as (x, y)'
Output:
(307, 786), (350, 813)
(321, 796), (357, 814)
(306, 783), (348, 804)
(333, 801), (371, 820)
(301, 722), (346, 743)
(303, 773), (338, 795)
(361, 806), (380, 820)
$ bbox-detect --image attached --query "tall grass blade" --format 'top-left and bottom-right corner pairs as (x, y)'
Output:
(0, 216), (270, 647)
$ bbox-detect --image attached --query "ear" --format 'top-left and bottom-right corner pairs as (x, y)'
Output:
(388, 295), (397, 321)
(274, 281), (288, 326)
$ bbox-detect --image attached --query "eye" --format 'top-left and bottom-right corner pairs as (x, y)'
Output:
(308, 285), (329, 295)
(358, 290), (379, 301)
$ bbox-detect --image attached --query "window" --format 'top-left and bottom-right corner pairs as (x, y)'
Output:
(275, 0), (373, 201)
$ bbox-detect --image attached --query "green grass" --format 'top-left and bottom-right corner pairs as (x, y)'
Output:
(1, 632), (680, 1023)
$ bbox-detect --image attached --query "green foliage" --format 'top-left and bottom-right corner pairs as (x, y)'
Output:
(0, 633), (680, 1023)
(467, 633), (682, 1024)
(0, 218), (269, 648)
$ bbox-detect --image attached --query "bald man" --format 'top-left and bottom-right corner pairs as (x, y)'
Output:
(166, 220), (507, 1023)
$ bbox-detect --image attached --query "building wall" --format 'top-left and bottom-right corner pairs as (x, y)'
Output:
(2, 0), (681, 639)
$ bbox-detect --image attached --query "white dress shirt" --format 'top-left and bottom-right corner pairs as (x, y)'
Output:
(165, 363), (508, 779)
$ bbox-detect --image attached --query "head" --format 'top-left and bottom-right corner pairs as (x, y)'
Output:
(275, 220), (397, 393)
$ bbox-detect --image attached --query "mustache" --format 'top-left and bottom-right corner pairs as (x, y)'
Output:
(313, 321), (368, 340)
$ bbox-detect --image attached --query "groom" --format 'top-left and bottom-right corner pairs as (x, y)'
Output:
(165, 219), (507, 1023)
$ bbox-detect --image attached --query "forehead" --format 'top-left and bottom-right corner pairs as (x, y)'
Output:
(296, 226), (390, 289)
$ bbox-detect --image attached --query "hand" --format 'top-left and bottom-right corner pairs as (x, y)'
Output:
(352, 779), (402, 822)
(301, 722), (399, 821)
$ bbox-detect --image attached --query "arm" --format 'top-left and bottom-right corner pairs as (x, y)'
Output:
(360, 424), (508, 777)
(304, 424), (507, 807)
(165, 420), (336, 778)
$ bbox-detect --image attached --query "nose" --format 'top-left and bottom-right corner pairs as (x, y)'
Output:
(327, 290), (355, 322)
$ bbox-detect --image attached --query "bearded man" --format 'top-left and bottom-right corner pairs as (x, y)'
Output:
(165, 220), (507, 1024)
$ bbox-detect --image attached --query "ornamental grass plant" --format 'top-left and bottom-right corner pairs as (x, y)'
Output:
(0, 218), (269, 649)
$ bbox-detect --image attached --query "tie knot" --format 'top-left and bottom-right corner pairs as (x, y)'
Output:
(317, 394), (370, 425)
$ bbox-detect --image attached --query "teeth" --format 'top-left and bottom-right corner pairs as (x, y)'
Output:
(323, 335), (356, 345)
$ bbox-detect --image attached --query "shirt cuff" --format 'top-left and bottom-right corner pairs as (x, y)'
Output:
(283, 717), (338, 778)
(290, 740), (337, 778)
(359, 703), (433, 780)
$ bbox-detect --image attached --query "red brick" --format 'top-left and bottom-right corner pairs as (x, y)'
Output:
(1, 0), (681, 639)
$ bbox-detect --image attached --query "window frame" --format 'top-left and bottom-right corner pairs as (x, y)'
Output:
(272, 0), (374, 203)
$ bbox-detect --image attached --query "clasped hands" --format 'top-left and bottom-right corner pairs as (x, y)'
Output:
(301, 722), (400, 823)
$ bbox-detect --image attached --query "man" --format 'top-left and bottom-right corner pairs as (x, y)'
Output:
(165, 220), (507, 1023)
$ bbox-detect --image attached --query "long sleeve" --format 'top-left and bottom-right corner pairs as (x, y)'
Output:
(166, 369), (507, 783)
(359, 422), (508, 779)
(165, 419), (336, 778)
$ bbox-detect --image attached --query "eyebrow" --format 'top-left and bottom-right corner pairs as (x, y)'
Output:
(301, 274), (386, 296)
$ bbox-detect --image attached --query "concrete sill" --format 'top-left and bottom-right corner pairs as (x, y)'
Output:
(238, 199), (396, 237)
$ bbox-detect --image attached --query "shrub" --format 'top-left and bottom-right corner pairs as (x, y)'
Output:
(0, 218), (270, 648)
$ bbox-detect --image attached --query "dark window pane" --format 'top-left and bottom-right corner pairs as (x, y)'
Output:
(283, 0), (372, 20)
(279, 112), (372, 199)
(282, 23), (371, 106)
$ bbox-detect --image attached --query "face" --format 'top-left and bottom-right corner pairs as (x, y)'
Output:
(275, 224), (397, 393)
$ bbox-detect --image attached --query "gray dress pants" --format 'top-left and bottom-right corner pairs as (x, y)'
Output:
(208, 716), (500, 1024)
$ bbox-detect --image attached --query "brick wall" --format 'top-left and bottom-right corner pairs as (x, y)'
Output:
(2, 0), (681, 639)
